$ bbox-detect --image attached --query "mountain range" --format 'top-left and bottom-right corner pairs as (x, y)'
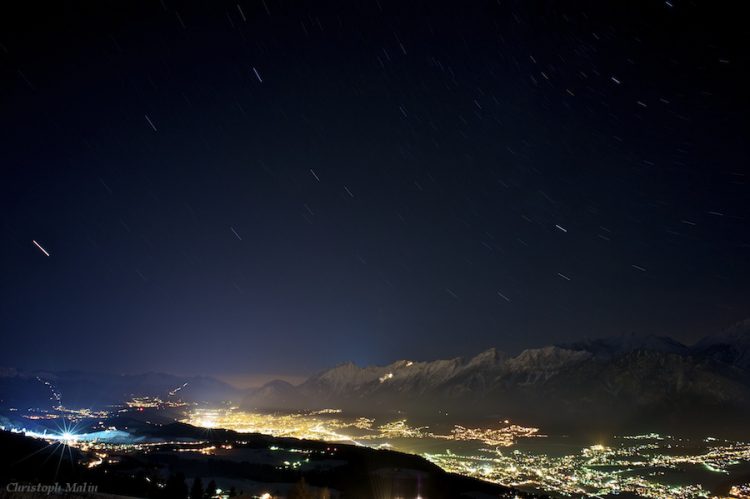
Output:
(3, 320), (750, 435)
(243, 320), (750, 434)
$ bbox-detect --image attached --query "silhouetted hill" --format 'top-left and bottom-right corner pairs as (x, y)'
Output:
(0, 369), (242, 410)
(0, 425), (540, 499)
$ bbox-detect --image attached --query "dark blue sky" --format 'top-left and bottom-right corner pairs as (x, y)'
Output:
(1, 0), (747, 377)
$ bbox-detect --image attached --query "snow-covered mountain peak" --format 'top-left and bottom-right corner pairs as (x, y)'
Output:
(466, 347), (505, 368)
(505, 346), (591, 372)
(561, 333), (689, 358)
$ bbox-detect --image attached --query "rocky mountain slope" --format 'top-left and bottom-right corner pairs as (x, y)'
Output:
(242, 323), (750, 432)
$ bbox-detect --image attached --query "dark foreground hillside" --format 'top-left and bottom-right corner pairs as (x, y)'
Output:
(0, 425), (541, 499)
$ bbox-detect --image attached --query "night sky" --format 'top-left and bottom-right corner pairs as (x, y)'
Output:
(1, 1), (747, 379)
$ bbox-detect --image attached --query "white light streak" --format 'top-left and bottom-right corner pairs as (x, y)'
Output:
(497, 291), (511, 302)
(144, 114), (158, 131)
(32, 240), (50, 257)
